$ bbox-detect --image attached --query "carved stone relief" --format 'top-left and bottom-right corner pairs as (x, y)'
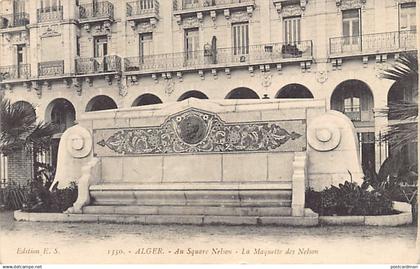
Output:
(230, 11), (250, 23)
(96, 109), (305, 155)
(282, 4), (303, 17)
(336, 0), (366, 10)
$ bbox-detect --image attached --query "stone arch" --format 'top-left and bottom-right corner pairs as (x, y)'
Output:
(387, 79), (418, 169)
(225, 87), (260, 99)
(132, 93), (163, 106)
(85, 95), (117, 112)
(45, 98), (76, 134)
(178, 90), (209, 101)
(387, 80), (418, 120)
(275, 84), (314, 99)
(330, 80), (374, 122)
(12, 100), (36, 117)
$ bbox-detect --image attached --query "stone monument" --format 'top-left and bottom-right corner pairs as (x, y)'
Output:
(51, 98), (363, 225)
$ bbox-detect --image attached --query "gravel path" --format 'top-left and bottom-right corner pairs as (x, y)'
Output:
(0, 211), (418, 264)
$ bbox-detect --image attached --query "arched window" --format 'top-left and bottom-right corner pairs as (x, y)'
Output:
(225, 87), (259, 99)
(276, 84), (314, 99)
(86, 95), (117, 112)
(132, 94), (162, 106)
(178, 91), (208, 101)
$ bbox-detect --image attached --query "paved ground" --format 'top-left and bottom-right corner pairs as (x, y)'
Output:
(0, 211), (418, 264)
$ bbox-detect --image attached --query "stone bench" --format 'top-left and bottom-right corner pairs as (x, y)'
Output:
(52, 99), (363, 225)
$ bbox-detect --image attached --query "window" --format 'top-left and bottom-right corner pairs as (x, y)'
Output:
(13, 0), (25, 14)
(17, 45), (25, 65)
(342, 9), (360, 46)
(400, 3), (416, 31)
(184, 28), (199, 60)
(40, 0), (62, 12)
(16, 44), (25, 78)
(232, 23), (249, 55)
(76, 36), (80, 56)
(139, 33), (153, 62)
(94, 36), (108, 58)
(182, 0), (198, 8)
(284, 16), (301, 44)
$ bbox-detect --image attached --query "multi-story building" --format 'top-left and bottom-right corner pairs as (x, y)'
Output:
(0, 0), (417, 184)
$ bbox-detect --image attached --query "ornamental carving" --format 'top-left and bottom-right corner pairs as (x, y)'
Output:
(336, 0), (366, 10)
(182, 17), (200, 28)
(374, 62), (390, 79)
(316, 71), (328, 84)
(137, 22), (153, 33)
(41, 26), (61, 38)
(8, 31), (28, 44)
(230, 11), (250, 23)
(164, 79), (175, 95)
(96, 109), (304, 155)
(282, 4), (303, 17)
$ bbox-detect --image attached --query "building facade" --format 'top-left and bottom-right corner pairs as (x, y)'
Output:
(0, 0), (417, 183)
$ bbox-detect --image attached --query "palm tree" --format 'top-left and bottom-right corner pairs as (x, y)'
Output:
(380, 52), (418, 229)
(381, 52), (418, 150)
(0, 94), (57, 156)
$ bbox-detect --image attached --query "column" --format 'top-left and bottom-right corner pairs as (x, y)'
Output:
(373, 106), (389, 172)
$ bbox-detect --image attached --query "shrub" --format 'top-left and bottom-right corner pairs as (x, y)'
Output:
(305, 181), (394, 216)
(0, 181), (30, 210)
(22, 181), (78, 213)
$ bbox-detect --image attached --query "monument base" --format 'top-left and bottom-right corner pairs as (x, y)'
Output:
(14, 209), (319, 226)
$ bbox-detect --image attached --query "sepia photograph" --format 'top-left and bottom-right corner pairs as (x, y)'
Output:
(0, 0), (418, 266)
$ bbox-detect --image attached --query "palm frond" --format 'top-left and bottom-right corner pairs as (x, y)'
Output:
(387, 101), (418, 120)
(382, 121), (418, 151)
(0, 96), (36, 137)
(382, 53), (418, 83)
(26, 122), (58, 150)
(0, 96), (56, 155)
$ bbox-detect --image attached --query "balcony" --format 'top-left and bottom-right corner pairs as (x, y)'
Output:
(79, 1), (114, 23)
(37, 7), (63, 23)
(124, 41), (312, 73)
(75, 55), (122, 75)
(329, 30), (417, 57)
(0, 13), (29, 31)
(127, 0), (159, 25)
(173, 0), (255, 16)
(0, 64), (30, 81)
(38, 61), (64, 77)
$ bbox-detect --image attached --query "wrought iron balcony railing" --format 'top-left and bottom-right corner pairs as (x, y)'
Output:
(343, 111), (361, 122)
(127, 0), (159, 17)
(75, 55), (122, 75)
(38, 61), (64, 77)
(173, 0), (254, 11)
(0, 13), (29, 29)
(0, 64), (30, 81)
(124, 41), (312, 72)
(37, 7), (63, 22)
(79, 1), (114, 21)
(329, 30), (417, 56)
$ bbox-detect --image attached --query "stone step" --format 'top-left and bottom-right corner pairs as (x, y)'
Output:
(82, 205), (293, 216)
(90, 181), (293, 191)
(90, 181), (292, 207)
(15, 210), (319, 226)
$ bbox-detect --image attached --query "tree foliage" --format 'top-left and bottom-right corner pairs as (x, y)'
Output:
(381, 53), (418, 150)
(0, 95), (57, 155)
